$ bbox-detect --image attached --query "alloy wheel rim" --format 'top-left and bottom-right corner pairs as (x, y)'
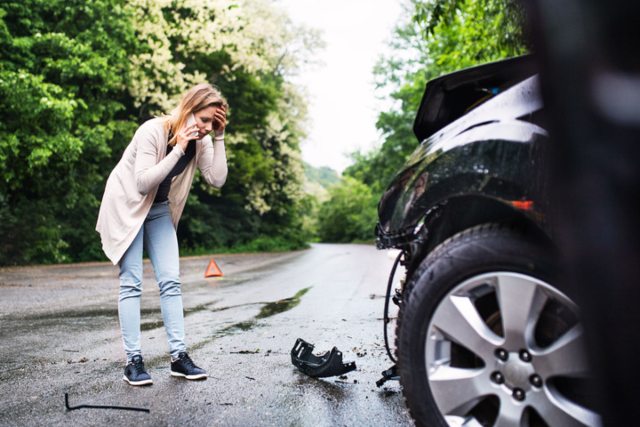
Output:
(424, 272), (601, 427)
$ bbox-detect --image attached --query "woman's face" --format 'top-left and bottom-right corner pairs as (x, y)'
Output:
(193, 106), (219, 139)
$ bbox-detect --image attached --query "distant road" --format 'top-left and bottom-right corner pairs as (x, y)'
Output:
(0, 244), (411, 426)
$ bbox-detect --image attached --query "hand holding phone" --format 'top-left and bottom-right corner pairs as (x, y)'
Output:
(186, 113), (199, 138)
(175, 113), (198, 151)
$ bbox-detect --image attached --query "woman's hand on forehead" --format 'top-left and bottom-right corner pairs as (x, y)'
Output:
(213, 106), (227, 132)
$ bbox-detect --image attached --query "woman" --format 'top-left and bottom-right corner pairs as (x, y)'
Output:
(96, 83), (228, 386)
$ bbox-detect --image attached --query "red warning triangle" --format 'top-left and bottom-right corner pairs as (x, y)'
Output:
(204, 258), (223, 278)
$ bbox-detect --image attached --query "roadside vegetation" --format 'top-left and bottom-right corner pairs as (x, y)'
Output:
(1, 0), (527, 265)
(315, 0), (527, 242)
(0, 0), (322, 264)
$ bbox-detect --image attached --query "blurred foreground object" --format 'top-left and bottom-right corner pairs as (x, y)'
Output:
(526, 0), (640, 425)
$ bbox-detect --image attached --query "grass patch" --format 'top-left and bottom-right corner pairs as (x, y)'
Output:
(182, 235), (310, 257)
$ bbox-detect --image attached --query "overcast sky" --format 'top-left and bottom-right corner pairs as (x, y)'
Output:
(277, 0), (404, 173)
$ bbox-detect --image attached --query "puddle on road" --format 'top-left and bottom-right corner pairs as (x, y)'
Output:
(191, 286), (313, 348)
(256, 287), (310, 319)
(230, 320), (256, 331)
(217, 287), (311, 336)
(13, 307), (164, 322)
(12, 286), (311, 346)
(140, 320), (165, 331)
(209, 320), (260, 340)
(184, 302), (215, 315)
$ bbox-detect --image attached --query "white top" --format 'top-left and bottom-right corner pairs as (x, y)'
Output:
(95, 117), (228, 264)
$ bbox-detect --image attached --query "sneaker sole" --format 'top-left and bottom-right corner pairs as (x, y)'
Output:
(170, 371), (208, 380)
(122, 375), (153, 386)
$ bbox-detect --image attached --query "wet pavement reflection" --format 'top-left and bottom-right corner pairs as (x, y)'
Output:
(0, 244), (411, 426)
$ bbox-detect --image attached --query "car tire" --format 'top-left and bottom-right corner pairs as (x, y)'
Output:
(397, 223), (601, 427)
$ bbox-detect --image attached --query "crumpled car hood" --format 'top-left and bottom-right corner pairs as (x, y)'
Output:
(377, 69), (547, 242)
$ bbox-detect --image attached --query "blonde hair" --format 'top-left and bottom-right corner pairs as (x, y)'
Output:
(164, 83), (228, 146)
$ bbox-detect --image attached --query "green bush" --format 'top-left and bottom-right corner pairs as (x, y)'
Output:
(182, 233), (309, 256)
(0, 0), (318, 265)
(345, 0), (527, 196)
(0, 0), (138, 265)
(316, 177), (378, 243)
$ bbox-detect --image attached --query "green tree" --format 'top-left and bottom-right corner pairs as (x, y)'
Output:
(302, 162), (340, 240)
(345, 0), (527, 196)
(0, 0), (138, 264)
(0, 0), (322, 265)
(124, 0), (321, 253)
(316, 177), (378, 243)
(328, 0), (527, 245)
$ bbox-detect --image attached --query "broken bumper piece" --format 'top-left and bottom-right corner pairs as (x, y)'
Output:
(291, 338), (356, 378)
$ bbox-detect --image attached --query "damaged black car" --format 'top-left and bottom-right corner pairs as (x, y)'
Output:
(376, 55), (601, 427)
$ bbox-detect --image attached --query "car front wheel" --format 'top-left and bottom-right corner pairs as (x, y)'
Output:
(397, 223), (601, 427)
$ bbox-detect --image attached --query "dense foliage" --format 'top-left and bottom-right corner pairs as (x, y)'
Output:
(350, 0), (527, 194)
(0, 0), (531, 264)
(304, 162), (340, 192)
(317, 0), (527, 242)
(0, 0), (320, 265)
(316, 177), (378, 243)
(0, 0), (138, 264)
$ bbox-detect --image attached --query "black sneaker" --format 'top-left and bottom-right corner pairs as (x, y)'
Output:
(123, 355), (153, 386)
(170, 352), (208, 380)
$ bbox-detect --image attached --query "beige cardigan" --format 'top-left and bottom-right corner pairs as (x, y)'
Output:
(96, 117), (228, 264)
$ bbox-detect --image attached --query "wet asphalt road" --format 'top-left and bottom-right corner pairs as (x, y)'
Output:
(0, 243), (412, 426)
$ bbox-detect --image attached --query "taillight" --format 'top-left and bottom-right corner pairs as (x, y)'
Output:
(510, 200), (534, 211)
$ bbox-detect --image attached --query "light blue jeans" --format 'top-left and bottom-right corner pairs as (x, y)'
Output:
(118, 201), (186, 361)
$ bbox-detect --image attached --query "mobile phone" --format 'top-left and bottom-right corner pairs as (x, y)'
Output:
(186, 113), (199, 138)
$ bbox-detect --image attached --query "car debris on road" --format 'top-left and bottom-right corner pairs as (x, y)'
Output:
(290, 338), (356, 378)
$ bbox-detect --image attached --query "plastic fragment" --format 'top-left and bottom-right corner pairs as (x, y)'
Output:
(291, 338), (356, 378)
